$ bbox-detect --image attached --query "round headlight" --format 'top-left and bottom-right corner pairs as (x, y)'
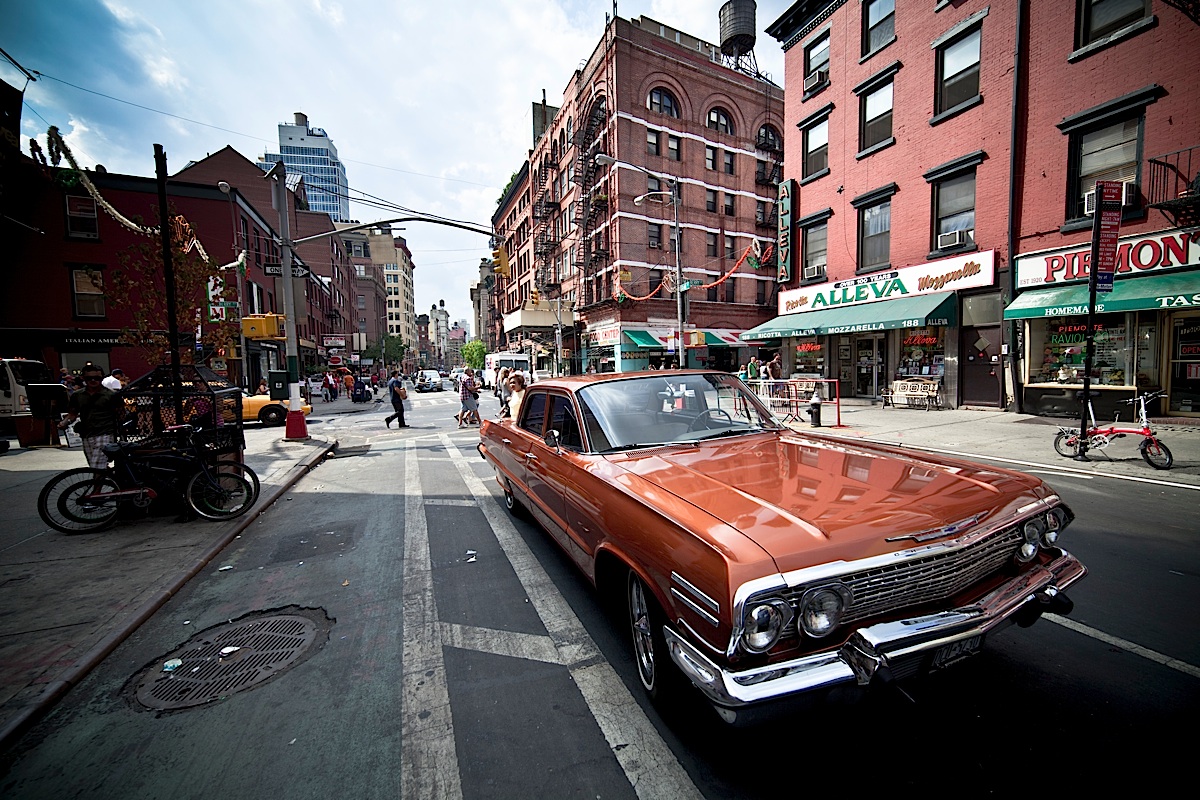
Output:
(1041, 529), (1059, 546)
(741, 602), (788, 653)
(1017, 542), (1039, 562)
(799, 585), (851, 638)
(1046, 507), (1068, 532)
(1022, 518), (1046, 543)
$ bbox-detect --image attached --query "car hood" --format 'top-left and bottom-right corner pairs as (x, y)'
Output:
(610, 432), (1051, 573)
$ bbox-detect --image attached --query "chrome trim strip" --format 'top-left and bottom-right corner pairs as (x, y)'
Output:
(670, 571), (719, 614)
(671, 588), (720, 627)
(666, 550), (1086, 709)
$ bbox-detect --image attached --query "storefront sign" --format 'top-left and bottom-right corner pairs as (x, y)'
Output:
(323, 335), (346, 348)
(795, 342), (822, 352)
(1015, 229), (1199, 288)
(588, 326), (621, 346)
(777, 179), (794, 283)
(779, 250), (994, 314)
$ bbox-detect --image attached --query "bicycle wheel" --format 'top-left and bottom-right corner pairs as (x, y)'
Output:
(184, 470), (255, 520)
(38, 468), (120, 533)
(1053, 431), (1081, 458)
(1140, 438), (1173, 470)
(214, 460), (260, 507)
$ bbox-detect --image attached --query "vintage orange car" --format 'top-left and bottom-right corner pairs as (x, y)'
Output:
(478, 370), (1086, 723)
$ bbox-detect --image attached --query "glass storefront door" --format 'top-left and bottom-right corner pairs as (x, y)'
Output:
(1168, 314), (1200, 414)
(853, 334), (886, 397)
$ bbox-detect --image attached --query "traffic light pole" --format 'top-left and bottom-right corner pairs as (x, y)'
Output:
(264, 161), (308, 440)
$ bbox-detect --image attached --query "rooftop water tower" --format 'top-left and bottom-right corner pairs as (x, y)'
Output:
(719, 0), (760, 77)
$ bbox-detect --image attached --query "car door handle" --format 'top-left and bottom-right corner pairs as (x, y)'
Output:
(525, 453), (538, 461)
(501, 438), (512, 444)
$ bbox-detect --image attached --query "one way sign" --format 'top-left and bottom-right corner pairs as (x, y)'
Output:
(263, 262), (309, 278)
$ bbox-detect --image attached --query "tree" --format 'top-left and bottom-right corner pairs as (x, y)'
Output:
(461, 340), (486, 370)
(106, 208), (239, 367)
(364, 333), (409, 370)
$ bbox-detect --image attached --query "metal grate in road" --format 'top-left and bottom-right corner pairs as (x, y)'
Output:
(133, 609), (329, 711)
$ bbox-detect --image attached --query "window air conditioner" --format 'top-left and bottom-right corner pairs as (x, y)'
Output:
(937, 229), (972, 249)
(803, 69), (828, 92)
(803, 261), (826, 280)
(1083, 181), (1135, 215)
(649, 241), (661, 249)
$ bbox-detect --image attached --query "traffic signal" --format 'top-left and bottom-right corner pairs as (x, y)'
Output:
(492, 245), (511, 278)
(530, 286), (540, 305)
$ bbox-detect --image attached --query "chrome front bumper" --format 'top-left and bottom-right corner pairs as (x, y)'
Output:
(664, 550), (1087, 711)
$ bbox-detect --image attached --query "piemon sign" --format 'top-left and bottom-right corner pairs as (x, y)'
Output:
(778, 250), (994, 314)
(1015, 229), (1199, 288)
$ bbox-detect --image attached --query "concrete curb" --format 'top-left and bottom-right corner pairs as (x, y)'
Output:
(0, 438), (339, 753)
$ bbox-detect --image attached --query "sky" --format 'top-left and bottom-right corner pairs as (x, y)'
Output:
(1, 0), (792, 330)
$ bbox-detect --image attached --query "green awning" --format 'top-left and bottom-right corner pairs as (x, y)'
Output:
(624, 330), (663, 348)
(740, 292), (958, 341)
(1004, 272), (1200, 319)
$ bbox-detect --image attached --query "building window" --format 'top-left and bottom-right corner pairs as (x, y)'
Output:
(934, 171), (976, 250)
(803, 119), (829, 179)
(671, 225), (681, 253)
(648, 223), (662, 249)
(649, 269), (664, 294)
(706, 232), (719, 257)
(357, 294), (366, 310)
(860, 81), (893, 151)
(71, 267), (105, 317)
(803, 223), (828, 282)
(858, 200), (891, 272)
(647, 130), (660, 156)
(863, 0), (895, 57)
(756, 200), (767, 224)
(725, 237), (737, 260)
(707, 283), (719, 302)
(668, 134), (681, 161)
(706, 189), (718, 212)
(648, 175), (661, 193)
(65, 196), (99, 239)
(805, 32), (830, 90)
(724, 277), (736, 304)
(724, 151), (735, 175)
(757, 124), (782, 152)
(724, 193), (735, 216)
(756, 280), (767, 305)
(648, 87), (680, 118)
(705, 145), (717, 170)
(707, 107), (734, 135)
(1078, 0), (1149, 48)
(936, 28), (981, 115)
(1071, 116), (1141, 219)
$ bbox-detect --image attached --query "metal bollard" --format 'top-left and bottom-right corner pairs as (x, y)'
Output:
(809, 391), (822, 427)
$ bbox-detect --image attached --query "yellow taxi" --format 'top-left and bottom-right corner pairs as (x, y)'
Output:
(241, 391), (312, 426)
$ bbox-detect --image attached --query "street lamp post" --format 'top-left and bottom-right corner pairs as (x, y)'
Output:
(263, 161), (308, 440)
(594, 154), (686, 368)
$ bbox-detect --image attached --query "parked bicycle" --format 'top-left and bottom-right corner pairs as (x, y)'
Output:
(37, 424), (260, 533)
(1053, 390), (1172, 469)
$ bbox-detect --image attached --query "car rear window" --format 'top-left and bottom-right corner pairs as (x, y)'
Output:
(9, 361), (52, 386)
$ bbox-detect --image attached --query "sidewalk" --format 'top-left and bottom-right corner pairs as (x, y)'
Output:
(790, 399), (1200, 486)
(0, 424), (338, 750)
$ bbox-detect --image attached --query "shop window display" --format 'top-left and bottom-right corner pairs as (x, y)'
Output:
(898, 328), (946, 377)
(793, 339), (825, 376)
(1029, 313), (1159, 387)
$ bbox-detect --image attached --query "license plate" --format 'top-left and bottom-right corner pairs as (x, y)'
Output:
(931, 635), (983, 669)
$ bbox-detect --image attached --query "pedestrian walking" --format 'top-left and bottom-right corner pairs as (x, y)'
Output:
(456, 367), (480, 427)
(57, 364), (124, 469)
(384, 370), (408, 428)
(101, 368), (125, 391)
(507, 372), (527, 421)
(496, 367), (512, 417)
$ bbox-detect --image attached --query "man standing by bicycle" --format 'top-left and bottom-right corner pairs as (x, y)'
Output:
(58, 364), (123, 469)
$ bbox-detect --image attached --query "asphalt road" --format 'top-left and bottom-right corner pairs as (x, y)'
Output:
(1, 393), (1196, 797)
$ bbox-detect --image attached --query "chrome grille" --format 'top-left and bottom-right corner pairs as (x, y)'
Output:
(785, 525), (1025, 628)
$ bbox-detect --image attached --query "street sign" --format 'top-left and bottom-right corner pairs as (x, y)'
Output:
(264, 263), (309, 278)
(213, 301), (240, 307)
(328, 355), (343, 366)
(1094, 180), (1123, 294)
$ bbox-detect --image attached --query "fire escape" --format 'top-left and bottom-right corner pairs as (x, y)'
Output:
(572, 96), (609, 308)
(1146, 145), (1200, 228)
(532, 152), (560, 292)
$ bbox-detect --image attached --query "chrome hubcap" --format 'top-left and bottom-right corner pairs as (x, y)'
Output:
(630, 580), (654, 687)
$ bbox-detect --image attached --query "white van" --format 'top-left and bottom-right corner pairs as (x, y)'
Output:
(0, 358), (54, 420)
(482, 353), (531, 389)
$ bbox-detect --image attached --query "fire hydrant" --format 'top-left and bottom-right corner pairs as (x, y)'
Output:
(809, 390), (822, 427)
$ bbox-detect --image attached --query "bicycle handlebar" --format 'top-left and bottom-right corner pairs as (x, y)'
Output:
(1119, 391), (1167, 405)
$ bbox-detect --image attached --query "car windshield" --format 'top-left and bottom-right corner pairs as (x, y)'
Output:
(577, 373), (783, 452)
(9, 361), (53, 386)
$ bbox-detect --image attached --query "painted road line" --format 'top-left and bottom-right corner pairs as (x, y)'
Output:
(1046, 615), (1200, 680)
(443, 434), (702, 800)
(401, 438), (463, 800)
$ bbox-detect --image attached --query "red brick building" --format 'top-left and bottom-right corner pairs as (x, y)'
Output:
(491, 14), (785, 373)
(762, 0), (1198, 414)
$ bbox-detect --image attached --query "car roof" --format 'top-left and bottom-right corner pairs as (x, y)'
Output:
(525, 369), (724, 391)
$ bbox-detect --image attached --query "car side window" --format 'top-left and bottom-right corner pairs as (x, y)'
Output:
(518, 391), (548, 436)
(548, 395), (584, 451)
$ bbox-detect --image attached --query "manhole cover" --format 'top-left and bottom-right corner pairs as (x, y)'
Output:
(133, 608), (330, 711)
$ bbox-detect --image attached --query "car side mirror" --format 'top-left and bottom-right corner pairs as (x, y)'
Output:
(543, 429), (561, 450)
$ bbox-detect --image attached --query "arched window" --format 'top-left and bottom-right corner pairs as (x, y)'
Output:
(757, 124), (782, 151)
(707, 107), (734, 134)
(647, 88), (680, 118)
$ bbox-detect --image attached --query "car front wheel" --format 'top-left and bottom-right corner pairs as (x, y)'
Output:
(259, 405), (285, 426)
(628, 572), (678, 703)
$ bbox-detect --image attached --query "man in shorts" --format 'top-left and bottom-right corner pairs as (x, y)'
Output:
(457, 368), (480, 427)
(58, 364), (124, 469)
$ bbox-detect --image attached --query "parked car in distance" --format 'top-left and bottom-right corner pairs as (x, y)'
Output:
(478, 370), (1086, 724)
(415, 370), (444, 392)
(241, 391), (312, 426)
